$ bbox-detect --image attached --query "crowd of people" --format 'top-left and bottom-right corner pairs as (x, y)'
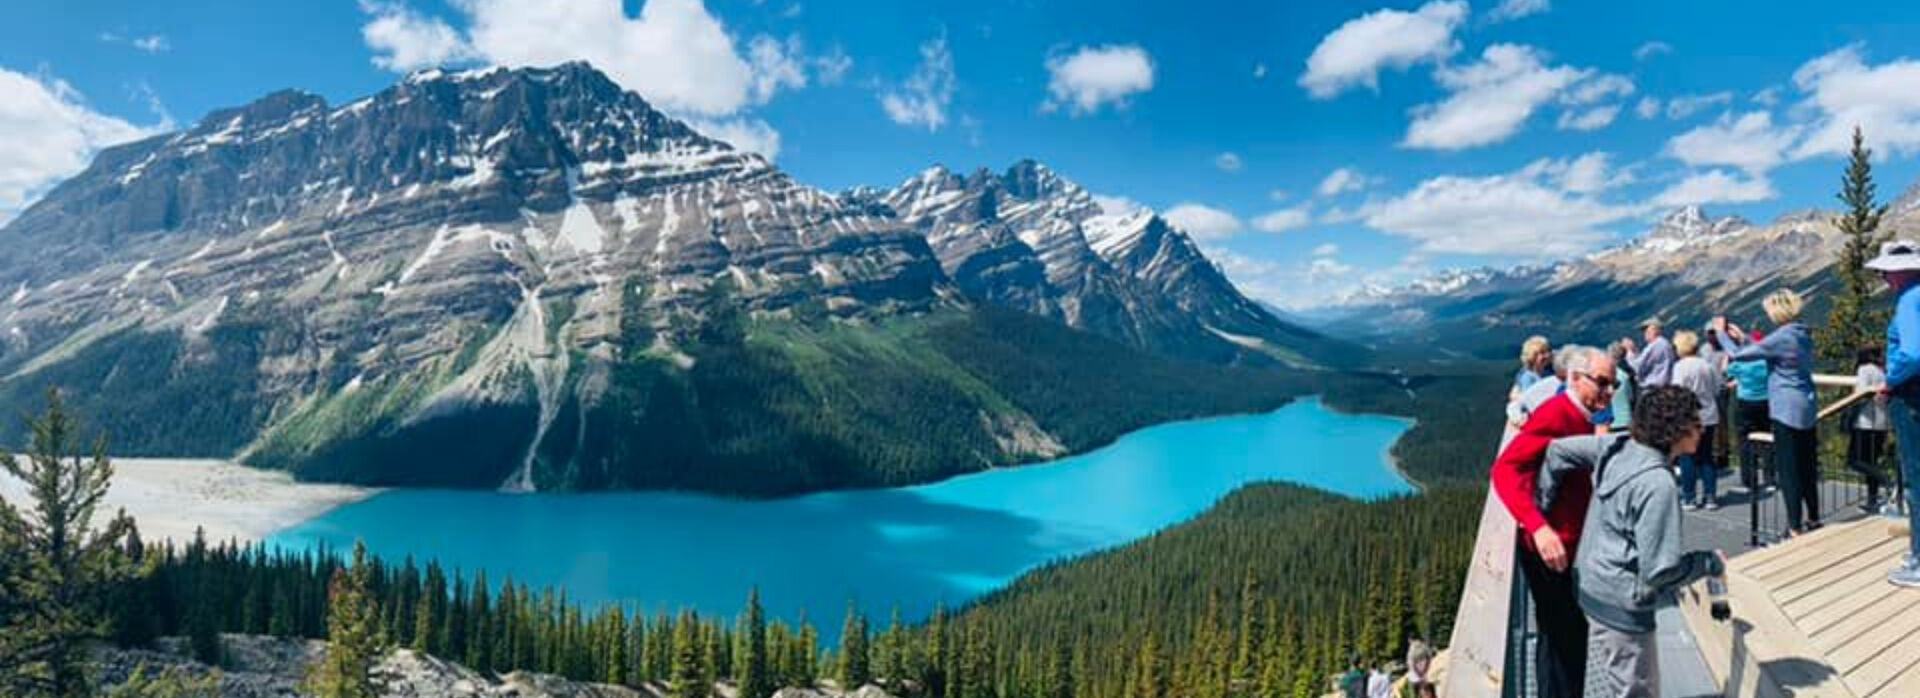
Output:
(1489, 240), (1920, 698)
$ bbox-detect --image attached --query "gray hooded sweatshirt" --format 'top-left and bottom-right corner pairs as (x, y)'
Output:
(1539, 434), (1725, 633)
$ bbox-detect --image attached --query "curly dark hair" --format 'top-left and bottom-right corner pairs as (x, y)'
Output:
(1631, 385), (1702, 454)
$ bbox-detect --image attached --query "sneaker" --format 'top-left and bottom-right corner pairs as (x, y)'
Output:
(1881, 503), (1906, 517)
(1683, 501), (1702, 511)
(1890, 565), (1920, 588)
(1705, 500), (1721, 511)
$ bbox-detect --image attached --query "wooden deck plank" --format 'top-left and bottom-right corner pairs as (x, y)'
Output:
(1734, 517), (1875, 573)
(1798, 575), (1911, 640)
(1847, 623), (1920, 698)
(1748, 523), (1894, 584)
(1779, 537), (1911, 615)
(1829, 590), (1920, 673)
(1860, 649), (1920, 698)
(1805, 587), (1920, 656)
(1682, 568), (1860, 698)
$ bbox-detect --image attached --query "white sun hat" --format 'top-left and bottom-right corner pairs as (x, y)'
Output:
(1866, 239), (1920, 272)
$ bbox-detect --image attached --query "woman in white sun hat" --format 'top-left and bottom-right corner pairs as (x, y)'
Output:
(1866, 239), (1920, 587)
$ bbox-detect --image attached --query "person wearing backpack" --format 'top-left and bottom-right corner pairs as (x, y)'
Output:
(1536, 385), (1728, 698)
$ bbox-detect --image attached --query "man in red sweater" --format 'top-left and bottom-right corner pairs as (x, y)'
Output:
(1492, 345), (1616, 698)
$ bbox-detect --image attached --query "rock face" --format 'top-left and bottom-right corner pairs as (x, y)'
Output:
(0, 62), (1350, 493)
(1312, 204), (1866, 357)
(865, 161), (1347, 367)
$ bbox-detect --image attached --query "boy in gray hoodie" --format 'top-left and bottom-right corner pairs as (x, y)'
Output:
(1537, 385), (1727, 698)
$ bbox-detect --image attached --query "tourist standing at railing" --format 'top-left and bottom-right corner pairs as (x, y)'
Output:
(1608, 341), (1636, 431)
(1510, 345), (1577, 428)
(1672, 331), (1724, 510)
(1622, 319), (1676, 388)
(1491, 345), (1616, 698)
(1726, 291), (1820, 537)
(1538, 385), (1727, 698)
(1514, 335), (1553, 401)
(1726, 342), (1772, 494)
(1864, 239), (1920, 587)
(1848, 345), (1893, 514)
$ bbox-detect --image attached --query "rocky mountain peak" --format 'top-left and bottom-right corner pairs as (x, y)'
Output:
(1637, 205), (1750, 252)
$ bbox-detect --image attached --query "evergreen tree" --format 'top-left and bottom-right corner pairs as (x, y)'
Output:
(1820, 126), (1892, 367)
(412, 563), (446, 655)
(838, 602), (870, 689)
(795, 619), (819, 687)
(0, 390), (141, 697)
(305, 541), (386, 698)
(738, 589), (774, 698)
(670, 610), (705, 698)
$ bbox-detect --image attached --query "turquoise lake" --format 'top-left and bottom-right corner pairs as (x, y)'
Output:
(269, 396), (1412, 627)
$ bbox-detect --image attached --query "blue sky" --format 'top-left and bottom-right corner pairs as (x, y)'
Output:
(5, 1), (1920, 307)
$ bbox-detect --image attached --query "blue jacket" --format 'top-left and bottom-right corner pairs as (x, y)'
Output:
(1729, 323), (1816, 430)
(1890, 284), (1920, 395)
(1726, 360), (1769, 402)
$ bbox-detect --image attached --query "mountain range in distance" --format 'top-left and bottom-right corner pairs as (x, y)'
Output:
(0, 61), (1360, 495)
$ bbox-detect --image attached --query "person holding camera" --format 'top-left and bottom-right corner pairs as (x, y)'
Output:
(1536, 385), (1727, 698)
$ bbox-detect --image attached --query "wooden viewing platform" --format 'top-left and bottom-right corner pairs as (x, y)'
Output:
(1678, 516), (1919, 698)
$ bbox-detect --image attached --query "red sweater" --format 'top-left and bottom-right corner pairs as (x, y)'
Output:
(1491, 392), (1598, 556)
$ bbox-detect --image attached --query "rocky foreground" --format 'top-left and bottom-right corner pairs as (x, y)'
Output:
(98, 634), (902, 698)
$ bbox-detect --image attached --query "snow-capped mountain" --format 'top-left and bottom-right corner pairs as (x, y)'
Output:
(1313, 204), (1862, 355)
(859, 161), (1345, 366)
(0, 62), (1351, 493)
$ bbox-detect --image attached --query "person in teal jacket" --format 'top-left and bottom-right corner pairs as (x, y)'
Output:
(1725, 349), (1771, 492)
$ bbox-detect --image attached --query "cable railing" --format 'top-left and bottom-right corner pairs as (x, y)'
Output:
(1740, 374), (1909, 547)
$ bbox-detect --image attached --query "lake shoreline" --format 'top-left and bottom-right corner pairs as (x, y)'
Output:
(0, 458), (378, 546)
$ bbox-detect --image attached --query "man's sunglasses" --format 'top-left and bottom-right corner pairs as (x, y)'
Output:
(1578, 372), (1617, 391)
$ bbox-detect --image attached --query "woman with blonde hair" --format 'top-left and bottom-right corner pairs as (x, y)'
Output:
(1514, 335), (1553, 400)
(1727, 289), (1820, 535)
(1672, 330), (1725, 509)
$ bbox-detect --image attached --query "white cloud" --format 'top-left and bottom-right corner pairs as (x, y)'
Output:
(814, 45), (852, 85)
(1557, 105), (1620, 131)
(1308, 257), (1355, 281)
(686, 117), (782, 159)
(1253, 63), (1268, 80)
(1751, 86), (1781, 107)
(1043, 44), (1155, 115)
(360, 0), (477, 72)
(1562, 74), (1634, 105)
(1317, 167), (1372, 197)
(1252, 205), (1312, 233)
(1788, 44), (1920, 159)
(1652, 170), (1776, 206)
(0, 69), (166, 221)
(1487, 0), (1549, 23)
(360, 0), (821, 119)
(1163, 203), (1243, 240)
(1633, 41), (1673, 61)
(1520, 151), (1635, 194)
(1635, 96), (1661, 119)
(1363, 170), (1633, 256)
(1267, 189), (1290, 202)
(1312, 243), (1339, 257)
(1214, 152), (1243, 172)
(132, 35), (170, 53)
(1298, 0), (1467, 99)
(1665, 111), (1798, 175)
(1402, 44), (1588, 150)
(1663, 91), (1733, 119)
(880, 36), (956, 131)
(1092, 193), (1143, 215)
(1204, 246), (1355, 310)
(746, 35), (809, 103)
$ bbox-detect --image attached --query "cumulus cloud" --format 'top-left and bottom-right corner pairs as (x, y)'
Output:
(0, 69), (167, 221)
(1652, 169), (1776, 206)
(1214, 152), (1244, 172)
(685, 117), (782, 159)
(1308, 257), (1355, 281)
(1662, 91), (1733, 119)
(1519, 152), (1635, 194)
(1267, 189), (1290, 202)
(1043, 44), (1155, 115)
(1633, 41), (1673, 61)
(1312, 243), (1339, 257)
(1253, 63), (1268, 80)
(1163, 203), (1243, 240)
(1750, 86), (1781, 107)
(814, 45), (852, 85)
(1788, 44), (1920, 159)
(880, 36), (956, 131)
(1402, 44), (1588, 150)
(133, 35), (170, 53)
(1664, 111), (1799, 175)
(1362, 169), (1633, 256)
(1562, 74), (1634, 105)
(1317, 167), (1372, 197)
(1487, 0), (1549, 23)
(1557, 105), (1621, 131)
(1635, 96), (1661, 119)
(1252, 205), (1312, 233)
(1298, 0), (1467, 99)
(359, 0), (822, 119)
(1092, 193), (1143, 215)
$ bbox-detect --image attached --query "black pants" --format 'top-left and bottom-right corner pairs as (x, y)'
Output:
(1773, 420), (1820, 532)
(1848, 427), (1890, 506)
(1518, 545), (1587, 698)
(1736, 400), (1769, 488)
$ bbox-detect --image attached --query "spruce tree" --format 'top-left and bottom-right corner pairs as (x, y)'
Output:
(738, 589), (773, 698)
(412, 563), (445, 655)
(795, 619), (819, 687)
(838, 602), (870, 689)
(306, 541), (386, 698)
(0, 390), (141, 697)
(670, 610), (705, 698)
(1819, 126), (1891, 367)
